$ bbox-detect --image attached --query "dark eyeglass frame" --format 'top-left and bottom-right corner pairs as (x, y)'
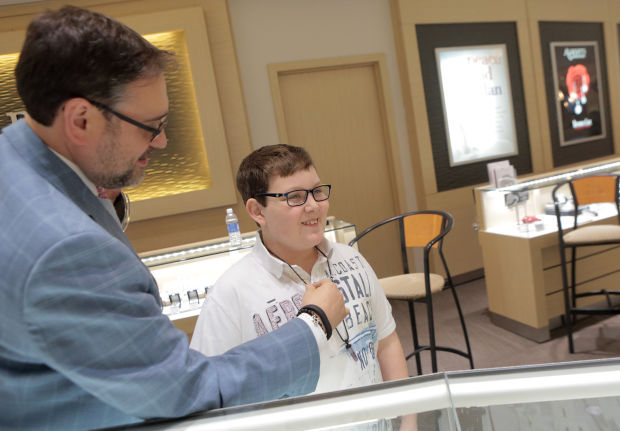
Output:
(255, 184), (331, 207)
(87, 99), (167, 143)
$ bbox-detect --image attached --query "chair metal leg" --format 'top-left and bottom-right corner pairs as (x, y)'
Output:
(407, 299), (423, 375)
(440, 249), (474, 370)
(447, 282), (474, 369)
(566, 306), (575, 354)
(559, 244), (574, 353)
(570, 247), (577, 310)
(425, 295), (438, 373)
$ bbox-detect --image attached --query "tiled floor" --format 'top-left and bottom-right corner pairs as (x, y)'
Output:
(390, 278), (620, 377)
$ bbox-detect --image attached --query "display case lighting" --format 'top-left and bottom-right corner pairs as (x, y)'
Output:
(139, 220), (355, 268)
(497, 161), (620, 192)
(141, 237), (255, 266)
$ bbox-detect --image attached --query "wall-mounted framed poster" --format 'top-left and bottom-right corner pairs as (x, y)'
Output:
(436, 44), (518, 167)
(539, 22), (613, 167)
(549, 41), (606, 147)
(417, 22), (532, 192)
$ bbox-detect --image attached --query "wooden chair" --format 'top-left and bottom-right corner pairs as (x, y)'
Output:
(348, 210), (474, 374)
(552, 174), (620, 353)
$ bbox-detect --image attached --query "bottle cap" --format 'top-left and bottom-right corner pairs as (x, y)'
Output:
(226, 208), (233, 214)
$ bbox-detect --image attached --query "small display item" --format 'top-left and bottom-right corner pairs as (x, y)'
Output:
(169, 293), (182, 308)
(187, 289), (200, 304)
(521, 215), (541, 224)
(517, 220), (545, 232)
(504, 190), (529, 208)
(544, 201), (582, 216)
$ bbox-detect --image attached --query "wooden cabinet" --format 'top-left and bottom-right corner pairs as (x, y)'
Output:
(475, 159), (620, 341)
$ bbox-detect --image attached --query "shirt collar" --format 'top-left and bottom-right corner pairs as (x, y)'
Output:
(48, 147), (99, 198)
(253, 231), (333, 281)
(253, 232), (286, 279)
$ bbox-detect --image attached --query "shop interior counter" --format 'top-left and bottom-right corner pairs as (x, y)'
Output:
(140, 217), (357, 339)
(474, 159), (620, 341)
(99, 357), (620, 430)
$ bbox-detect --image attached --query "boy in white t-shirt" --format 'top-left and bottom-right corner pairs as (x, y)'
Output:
(190, 144), (409, 394)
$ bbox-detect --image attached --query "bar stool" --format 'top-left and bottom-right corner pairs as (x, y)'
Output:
(348, 210), (474, 374)
(552, 174), (620, 353)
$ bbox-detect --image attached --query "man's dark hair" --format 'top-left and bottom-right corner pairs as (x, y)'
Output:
(236, 144), (315, 206)
(15, 5), (174, 126)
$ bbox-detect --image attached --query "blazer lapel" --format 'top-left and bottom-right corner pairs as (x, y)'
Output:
(6, 121), (136, 252)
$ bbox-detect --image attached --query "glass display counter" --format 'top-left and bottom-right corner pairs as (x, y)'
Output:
(139, 217), (357, 338)
(101, 357), (620, 430)
(474, 158), (620, 341)
(476, 159), (620, 238)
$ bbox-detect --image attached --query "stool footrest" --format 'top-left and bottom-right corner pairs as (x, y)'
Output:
(405, 345), (472, 362)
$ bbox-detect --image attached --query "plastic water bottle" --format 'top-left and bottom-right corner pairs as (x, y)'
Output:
(225, 208), (242, 248)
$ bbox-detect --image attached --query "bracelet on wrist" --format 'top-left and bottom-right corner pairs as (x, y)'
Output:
(298, 309), (328, 339)
(297, 304), (332, 340)
(309, 311), (326, 334)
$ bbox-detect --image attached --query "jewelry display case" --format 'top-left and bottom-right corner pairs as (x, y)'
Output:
(101, 357), (620, 430)
(139, 217), (357, 338)
(474, 158), (620, 341)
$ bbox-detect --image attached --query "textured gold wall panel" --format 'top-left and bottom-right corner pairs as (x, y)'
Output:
(0, 30), (211, 203)
(127, 31), (211, 202)
(0, 53), (22, 127)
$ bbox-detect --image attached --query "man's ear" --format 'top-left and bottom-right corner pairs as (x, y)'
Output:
(62, 98), (97, 146)
(246, 198), (266, 227)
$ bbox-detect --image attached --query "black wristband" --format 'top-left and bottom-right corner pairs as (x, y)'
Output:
(298, 304), (332, 340)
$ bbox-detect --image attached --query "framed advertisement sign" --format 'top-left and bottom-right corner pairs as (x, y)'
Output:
(539, 22), (613, 167)
(436, 44), (518, 167)
(416, 22), (532, 192)
(549, 41), (606, 147)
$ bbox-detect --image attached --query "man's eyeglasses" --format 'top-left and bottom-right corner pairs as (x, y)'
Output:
(255, 184), (331, 207)
(87, 99), (167, 143)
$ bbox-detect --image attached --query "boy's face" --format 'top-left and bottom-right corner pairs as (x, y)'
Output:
(258, 166), (329, 258)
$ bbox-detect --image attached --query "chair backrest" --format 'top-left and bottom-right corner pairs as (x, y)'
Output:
(348, 210), (454, 276)
(572, 175), (618, 206)
(552, 174), (620, 231)
(403, 212), (446, 248)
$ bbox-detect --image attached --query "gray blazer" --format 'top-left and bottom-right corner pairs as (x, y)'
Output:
(0, 120), (320, 430)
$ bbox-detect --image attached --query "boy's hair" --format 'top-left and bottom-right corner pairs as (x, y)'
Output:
(236, 144), (314, 205)
(15, 5), (174, 126)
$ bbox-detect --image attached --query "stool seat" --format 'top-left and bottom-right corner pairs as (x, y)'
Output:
(380, 273), (445, 300)
(563, 224), (620, 244)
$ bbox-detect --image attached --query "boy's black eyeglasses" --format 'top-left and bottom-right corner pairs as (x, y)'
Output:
(87, 99), (167, 143)
(255, 184), (331, 207)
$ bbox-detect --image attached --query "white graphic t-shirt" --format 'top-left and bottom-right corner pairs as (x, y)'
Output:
(190, 233), (396, 394)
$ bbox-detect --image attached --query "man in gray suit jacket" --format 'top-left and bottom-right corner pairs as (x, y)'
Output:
(0, 6), (346, 430)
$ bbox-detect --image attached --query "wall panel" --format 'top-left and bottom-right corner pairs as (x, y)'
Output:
(269, 55), (404, 277)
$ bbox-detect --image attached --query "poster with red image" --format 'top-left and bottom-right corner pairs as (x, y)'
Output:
(550, 41), (606, 146)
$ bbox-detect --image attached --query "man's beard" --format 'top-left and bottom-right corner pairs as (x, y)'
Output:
(90, 124), (147, 189)
(100, 167), (140, 190)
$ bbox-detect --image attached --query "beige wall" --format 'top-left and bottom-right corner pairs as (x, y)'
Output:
(227, 0), (417, 212)
(227, 0), (426, 275)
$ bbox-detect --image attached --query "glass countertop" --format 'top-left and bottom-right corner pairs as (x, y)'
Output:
(99, 357), (620, 431)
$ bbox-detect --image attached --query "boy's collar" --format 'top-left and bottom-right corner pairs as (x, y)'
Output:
(254, 231), (332, 277)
